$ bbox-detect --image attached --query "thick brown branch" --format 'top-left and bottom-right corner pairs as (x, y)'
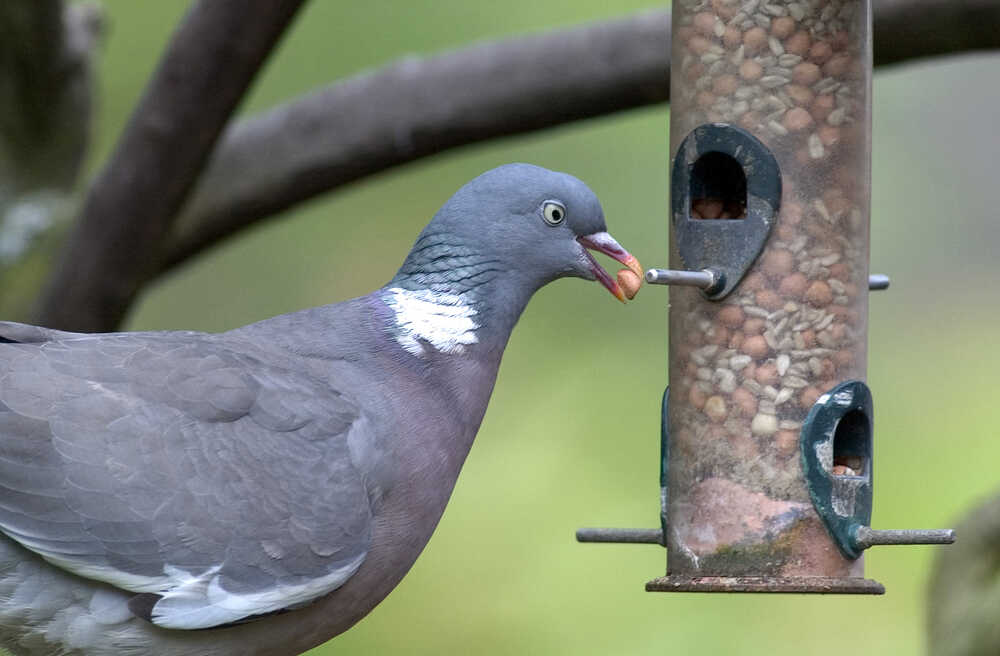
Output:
(0, 1), (102, 193)
(0, 1), (65, 167)
(874, 0), (1000, 67)
(163, 10), (672, 271)
(163, 1), (1000, 275)
(33, 0), (306, 332)
(0, 2), (101, 323)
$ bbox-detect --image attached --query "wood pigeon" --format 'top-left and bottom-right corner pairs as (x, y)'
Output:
(0, 164), (641, 655)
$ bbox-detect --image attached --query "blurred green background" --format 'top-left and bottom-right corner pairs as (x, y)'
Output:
(82, 1), (1000, 653)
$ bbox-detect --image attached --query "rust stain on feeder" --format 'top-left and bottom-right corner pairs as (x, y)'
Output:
(669, 478), (810, 561)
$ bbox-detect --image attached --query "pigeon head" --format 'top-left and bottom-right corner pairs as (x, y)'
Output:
(390, 163), (641, 303)
(383, 164), (641, 357)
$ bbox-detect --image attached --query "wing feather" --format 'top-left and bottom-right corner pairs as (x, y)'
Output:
(0, 332), (376, 629)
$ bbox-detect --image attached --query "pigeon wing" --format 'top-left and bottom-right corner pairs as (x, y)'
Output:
(0, 331), (376, 629)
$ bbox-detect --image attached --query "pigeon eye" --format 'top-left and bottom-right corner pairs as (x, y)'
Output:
(541, 201), (566, 226)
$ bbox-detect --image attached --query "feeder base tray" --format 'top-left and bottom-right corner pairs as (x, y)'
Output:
(645, 575), (885, 594)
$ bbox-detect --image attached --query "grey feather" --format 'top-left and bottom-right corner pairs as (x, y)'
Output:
(0, 333), (374, 629)
(0, 164), (630, 655)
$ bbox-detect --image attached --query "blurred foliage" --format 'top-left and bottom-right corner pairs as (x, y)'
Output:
(927, 492), (1000, 656)
(62, 1), (1000, 653)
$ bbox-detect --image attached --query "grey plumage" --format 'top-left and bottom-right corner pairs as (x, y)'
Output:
(0, 164), (639, 655)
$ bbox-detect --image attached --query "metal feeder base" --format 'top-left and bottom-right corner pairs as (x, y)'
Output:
(645, 576), (885, 594)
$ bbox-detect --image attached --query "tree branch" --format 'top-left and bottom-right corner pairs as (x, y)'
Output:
(873, 0), (1000, 67)
(163, 10), (672, 271)
(160, 0), (1000, 276)
(0, 1), (101, 322)
(0, 0), (102, 194)
(33, 0), (307, 332)
(162, 0), (1000, 276)
(29, 0), (1000, 332)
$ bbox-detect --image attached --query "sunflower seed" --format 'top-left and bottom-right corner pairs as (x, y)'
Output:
(761, 75), (790, 89)
(808, 132), (825, 159)
(730, 354), (752, 370)
(775, 387), (795, 405)
(715, 368), (738, 394)
(814, 314), (835, 332)
(731, 45), (747, 65)
(819, 252), (841, 266)
(827, 107), (848, 125)
(784, 376), (809, 389)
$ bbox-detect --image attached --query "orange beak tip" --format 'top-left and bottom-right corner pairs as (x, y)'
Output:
(576, 232), (641, 303)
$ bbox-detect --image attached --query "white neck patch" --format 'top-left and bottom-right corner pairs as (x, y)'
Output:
(384, 287), (479, 357)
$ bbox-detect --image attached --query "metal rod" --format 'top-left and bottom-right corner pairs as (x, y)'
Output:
(644, 267), (881, 294)
(868, 274), (890, 290)
(852, 526), (955, 550)
(576, 527), (664, 544)
(645, 268), (718, 290)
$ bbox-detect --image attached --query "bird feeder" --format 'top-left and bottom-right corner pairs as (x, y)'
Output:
(578, 0), (953, 593)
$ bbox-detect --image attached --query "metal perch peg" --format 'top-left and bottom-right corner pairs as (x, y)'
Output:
(851, 526), (955, 550)
(644, 268), (723, 294)
(868, 274), (890, 290)
(644, 268), (889, 292)
(575, 527), (663, 545)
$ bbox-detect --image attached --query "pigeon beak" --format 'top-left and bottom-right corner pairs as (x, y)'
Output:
(577, 232), (643, 303)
